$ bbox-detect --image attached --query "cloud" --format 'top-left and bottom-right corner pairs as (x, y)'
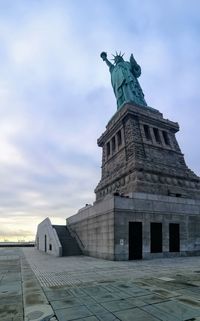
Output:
(0, 0), (199, 240)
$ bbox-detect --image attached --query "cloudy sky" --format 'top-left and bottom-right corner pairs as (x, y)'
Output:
(0, 0), (200, 241)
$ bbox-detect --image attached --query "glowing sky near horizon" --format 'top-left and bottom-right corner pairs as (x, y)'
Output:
(0, 0), (200, 241)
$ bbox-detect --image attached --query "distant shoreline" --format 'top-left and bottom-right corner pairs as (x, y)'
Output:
(0, 242), (35, 247)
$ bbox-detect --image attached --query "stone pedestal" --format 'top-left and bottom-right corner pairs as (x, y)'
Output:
(95, 103), (200, 201)
(67, 103), (200, 260)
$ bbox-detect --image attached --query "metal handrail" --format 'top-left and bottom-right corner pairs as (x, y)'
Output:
(68, 226), (85, 249)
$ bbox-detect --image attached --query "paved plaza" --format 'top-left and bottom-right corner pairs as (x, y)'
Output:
(0, 248), (200, 320)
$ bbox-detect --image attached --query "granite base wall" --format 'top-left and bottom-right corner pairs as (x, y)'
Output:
(66, 197), (115, 260)
(67, 193), (200, 261)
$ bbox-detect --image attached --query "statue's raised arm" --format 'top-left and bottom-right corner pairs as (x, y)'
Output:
(100, 52), (114, 71)
(100, 51), (147, 110)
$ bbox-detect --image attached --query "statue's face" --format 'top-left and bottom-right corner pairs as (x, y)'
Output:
(115, 56), (123, 64)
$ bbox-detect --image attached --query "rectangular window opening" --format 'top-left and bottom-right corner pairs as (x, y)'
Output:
(117, 130), (122, 146)
(112, 136), (116, 152)
(162, 131), (170, 145)
(151, 223), (162, 253)
(153, 128), (161, 143)
(106, 142), (110, 156)
(143, 124), (151, 140)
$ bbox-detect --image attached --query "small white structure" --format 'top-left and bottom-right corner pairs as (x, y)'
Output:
(35, 217), (62, 256)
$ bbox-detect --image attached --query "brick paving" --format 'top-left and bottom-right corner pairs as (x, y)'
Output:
(1, 247), (200, 320)
(0, 248), (55, 321)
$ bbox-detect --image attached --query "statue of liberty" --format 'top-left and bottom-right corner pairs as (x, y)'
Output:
(100, 51), (147, 110)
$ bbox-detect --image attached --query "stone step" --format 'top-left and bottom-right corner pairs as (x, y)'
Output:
(53, 225), (82, 256)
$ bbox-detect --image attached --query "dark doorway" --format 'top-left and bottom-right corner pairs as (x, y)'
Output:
(37, 236), (39, 250)
(129, 222), (142, 260)
(169, 223), (180, 252)
(44, 234), (47, 252)
(151, 223), (162, 253)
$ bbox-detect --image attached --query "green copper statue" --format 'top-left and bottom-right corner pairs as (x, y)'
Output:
(100, 51), (147, 110)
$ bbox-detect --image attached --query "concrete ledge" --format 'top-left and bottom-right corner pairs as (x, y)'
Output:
(115, 193), (200, 215)
(67, 195), (115, 224)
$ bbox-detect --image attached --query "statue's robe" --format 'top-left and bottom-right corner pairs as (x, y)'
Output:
(110, 61), (147, 109)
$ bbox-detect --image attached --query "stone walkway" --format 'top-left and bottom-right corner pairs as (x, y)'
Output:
(0, 248), (55, 321)
(0, 248), (200, 320)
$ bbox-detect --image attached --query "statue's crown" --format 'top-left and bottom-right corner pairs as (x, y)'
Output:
(112, 51), (124, 63)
